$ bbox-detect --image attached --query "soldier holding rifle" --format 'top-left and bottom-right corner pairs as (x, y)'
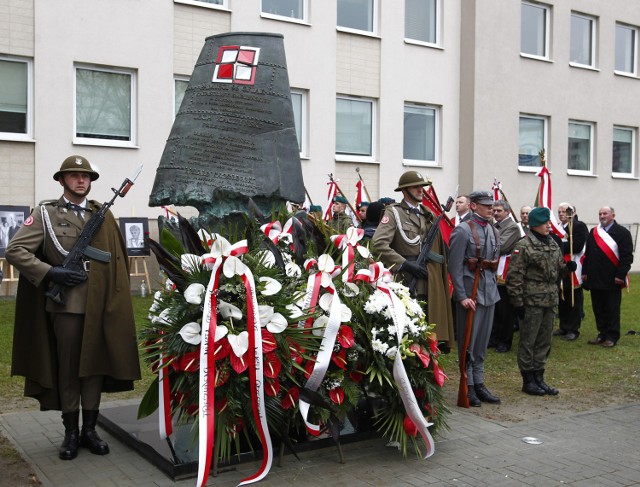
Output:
(448, 190), (501, 407)
(6, 156), (141, 461)
(373, 170), (454, 351)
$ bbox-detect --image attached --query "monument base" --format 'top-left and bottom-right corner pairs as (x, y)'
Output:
(98, 404), (380, 480)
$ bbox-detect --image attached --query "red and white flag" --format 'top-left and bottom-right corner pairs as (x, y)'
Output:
(535, 164), (566, 238)
(355, 179), (368, 209)
(324, 180), (338, 222)
(491, 179), (501, 202)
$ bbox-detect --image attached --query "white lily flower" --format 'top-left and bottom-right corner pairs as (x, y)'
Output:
(259, 305), (275, 323)
(312, 315), (328, 336)
(218, 300), (243, 320)
(340, 304), (352, 322)
(286, 304), (303, 319)
(181, 254), (201, 273)
(255, 250), (276, 268)
(152, 308), (172, 325)
(285, 261), (302, 277)
(214, 324), (228, 341)
(342, 282), (360, 297)
(356, 245), (370, 258)
(319, 293), (333, 312)
(223, 255), (247, 277)
(266, 313), (288, 333)
(178, 322), (202, 345)
(210, 234), (231, 258)
(259, 276), (282, 296)
(184, 283), (205, 305)
(317, 254), (335, 273)
(227, 331), (249, 357)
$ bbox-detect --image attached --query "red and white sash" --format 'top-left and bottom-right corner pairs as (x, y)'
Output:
(497, 254), (510, 282)
(593, 225), (629, 287)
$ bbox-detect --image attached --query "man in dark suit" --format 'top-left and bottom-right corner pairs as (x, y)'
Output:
(6, 155), (141, 461)
(582, 206), (634, 348)
(553, 203), (589, 341)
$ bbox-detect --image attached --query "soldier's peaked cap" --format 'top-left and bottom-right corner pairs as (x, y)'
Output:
(469, 190), (493, 205)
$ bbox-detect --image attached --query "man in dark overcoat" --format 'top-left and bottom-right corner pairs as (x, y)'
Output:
(582, 206), (634, 347)
(6, 155), (141, 460)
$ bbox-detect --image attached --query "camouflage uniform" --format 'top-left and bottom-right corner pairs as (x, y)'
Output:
(506, 233), (568, 372)
(328, 212), (353, 233)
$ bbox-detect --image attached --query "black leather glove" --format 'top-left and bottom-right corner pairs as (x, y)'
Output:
(400, 260), (427, 279)
(566, 261), (577, 272)
(515, 306), (526, 319)
(47, 266), (87, 287)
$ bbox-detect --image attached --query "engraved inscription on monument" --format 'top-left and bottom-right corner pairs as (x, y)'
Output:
(149, 32), (304, 219)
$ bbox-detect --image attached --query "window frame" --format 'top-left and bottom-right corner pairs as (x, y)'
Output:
(614, 22), (638, 76)
(518, 114), (548, 172)
(567, 120), (595, 176)
(335, 95), (376, 163)
(174, 76), (190, 119)
(570, 12), (597, 69)
(520, 1), (551, 60)
(261, 0), (309, 24)
(404, 0), (440, 48)
(290, 89), (308, 158)
(0, 55), (34, 141)
(336, 0), (378, 37)
(403, 102), (440, 167)
(173, 0), (229, 10)
(73, 64), (137, 148)
(612, 125), (637, 178)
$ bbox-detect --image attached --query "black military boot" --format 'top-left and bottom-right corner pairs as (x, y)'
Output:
(475, 384), (501, 404)
(534, 369), (559, 396)
(59, 411), (80, 460)
(467, 385), (481, 407)
(80, 410), (110, 455)
(521, 370), (546, 396)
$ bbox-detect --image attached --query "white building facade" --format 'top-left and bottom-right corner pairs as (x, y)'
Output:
(1, 0), (639, 238)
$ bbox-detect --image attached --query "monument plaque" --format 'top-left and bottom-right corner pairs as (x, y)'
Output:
(149, 32), (304, 220)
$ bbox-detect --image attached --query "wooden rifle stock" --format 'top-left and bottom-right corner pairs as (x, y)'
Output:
(457, 264), (482, 408)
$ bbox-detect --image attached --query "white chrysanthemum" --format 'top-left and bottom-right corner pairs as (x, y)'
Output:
(372, 338), (389, 354)
(382, 306), (393, 320)
(385, 346), (398, 359)
(371, 327), (379, 338)
(387, 324), (397, 336)
(184, 283), (206, 305)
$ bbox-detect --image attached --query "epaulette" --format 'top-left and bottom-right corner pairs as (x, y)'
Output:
(38, 199), (59, 206)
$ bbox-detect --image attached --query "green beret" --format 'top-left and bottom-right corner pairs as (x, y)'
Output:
(333, 196), (348, 204)
(528, 207), (551, 227)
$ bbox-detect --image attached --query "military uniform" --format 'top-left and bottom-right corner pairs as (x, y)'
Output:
(506, 230), (568, 390)
(373, 200), (454, 347)
(448, 213), (500, 390)
(328, 212), (353, 233)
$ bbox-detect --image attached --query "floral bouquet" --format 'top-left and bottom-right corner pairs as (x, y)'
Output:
(138, 210), (449, 486)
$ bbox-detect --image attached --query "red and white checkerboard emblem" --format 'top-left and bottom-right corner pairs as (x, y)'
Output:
(212, 45), (260, 85)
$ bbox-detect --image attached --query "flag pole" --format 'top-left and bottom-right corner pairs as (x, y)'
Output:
(329, 173), (362, 222)
(355, 167), (373, 202)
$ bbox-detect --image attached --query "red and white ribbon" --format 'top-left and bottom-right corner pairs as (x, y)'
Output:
(298, 255), (343, 435)
(593, 225), (629, 287)
(260, 219), (294, 245)
(491, 178), (501, 202)
(158, 344), (173, 440)
(355, 179), (368, 209)
(331, 227), (369, 282)
(497, 254), (511, 281)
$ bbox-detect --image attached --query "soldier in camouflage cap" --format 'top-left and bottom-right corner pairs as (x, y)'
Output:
(506, 207), (575, 396)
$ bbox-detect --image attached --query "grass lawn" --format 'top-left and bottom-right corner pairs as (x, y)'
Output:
(1, 276), (639, 416)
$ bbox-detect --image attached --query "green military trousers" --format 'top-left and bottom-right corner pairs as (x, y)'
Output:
(517, 306), (555, 372)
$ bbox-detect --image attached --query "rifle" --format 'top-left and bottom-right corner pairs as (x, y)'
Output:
(457, 263), (482, 408)
(45, 165), (143, 306)
(407, 194), (455, 297)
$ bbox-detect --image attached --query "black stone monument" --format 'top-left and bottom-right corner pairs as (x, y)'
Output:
(149, 32), (304, 224)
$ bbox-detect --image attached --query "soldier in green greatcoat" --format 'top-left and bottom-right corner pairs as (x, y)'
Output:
(506, 207), (575, 396)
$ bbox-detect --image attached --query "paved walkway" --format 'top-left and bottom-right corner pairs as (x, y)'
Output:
(1, 399), (640, 486)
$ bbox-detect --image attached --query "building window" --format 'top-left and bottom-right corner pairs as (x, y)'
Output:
(612, 126), (635, 176)
(75, 66), (136, 146)
(290, 89), (307, 156)
(336, 96), (375, 161)
(570, 12), (596, 67)
(568, 121), (594, 174)
(403, 104), (437, 165)
(0, 56), (32, 140)
(615, 23), (637, 75)
(521, 1), (550, 58)
(405, 0), (438, 45)
(174, 77), (189, 118)
(262, 0), (306, 21)
(519, 115), (547, 168)
(337, 0), (375, 34)
(174, 0), (226, 8)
